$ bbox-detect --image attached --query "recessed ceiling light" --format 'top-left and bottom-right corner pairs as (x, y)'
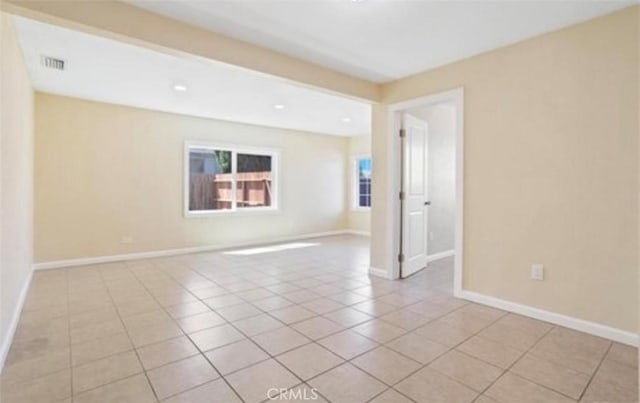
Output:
(173, 84), (187, 92)
(342, 117), (352, 123)
(274, 104), (285, 110)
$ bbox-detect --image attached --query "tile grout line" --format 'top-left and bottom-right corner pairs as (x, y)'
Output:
(0, 292), (499, 402)
(471, 323), (558, 402)
(52, 265), (158, 401)
(131, 254), (359, 401)
(201, 258), (367, 403)
(1, 264), (456, 401)
(183, 273), (346, 403)
(0, 239), (429, 402)
(577, 341), (613, 402)
(176, 260), (420, 402)
(365, 302), (508, 402)
(126, 261), (249, 403)
(99, 264), (163, 402)
(297, 297), (479, 403)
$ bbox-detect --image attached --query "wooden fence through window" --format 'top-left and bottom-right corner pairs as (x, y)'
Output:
(190, 172), (272, 210)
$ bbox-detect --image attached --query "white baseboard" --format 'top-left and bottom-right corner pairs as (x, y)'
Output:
(369, 266), (393, 279)
(459, 290), (639, 347)
(427, 249), (455, 263)
(0, 269), (33, 373)
(33, 230), (353, 270)
(345, 230), (371, 237)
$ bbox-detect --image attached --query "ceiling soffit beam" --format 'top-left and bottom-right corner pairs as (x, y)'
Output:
(2, 0), (381, 102)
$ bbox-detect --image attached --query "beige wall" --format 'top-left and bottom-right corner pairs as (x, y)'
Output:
(1, 13), (34, 362)
(35, 93), (350, 262)
(347, 135), (371, 234)
(372, 6), (639, 332)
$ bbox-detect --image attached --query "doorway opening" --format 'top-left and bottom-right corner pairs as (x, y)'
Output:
(387, 88), (463, 296)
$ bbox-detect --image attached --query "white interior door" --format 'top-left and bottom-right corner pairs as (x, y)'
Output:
(401, 114), (428, 278)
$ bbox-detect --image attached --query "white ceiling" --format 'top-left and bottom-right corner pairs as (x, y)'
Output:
(13, 16), (371, 137)
(126, 0), (634, 82)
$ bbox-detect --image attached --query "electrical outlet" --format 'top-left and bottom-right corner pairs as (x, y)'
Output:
(429, 232), (434, 241)
(531, 264), (544, 281)
(121, 236), (133, 244)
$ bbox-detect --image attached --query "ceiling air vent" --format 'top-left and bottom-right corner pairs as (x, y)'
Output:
(41, 55), (64, 71)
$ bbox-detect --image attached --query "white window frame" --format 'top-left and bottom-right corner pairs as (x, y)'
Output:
(352, 154), (372, 211)
(184, 141), (280, 217)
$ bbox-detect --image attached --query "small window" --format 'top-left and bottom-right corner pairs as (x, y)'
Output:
(354, 156), (372, 209)
(186, 143), (277, 215)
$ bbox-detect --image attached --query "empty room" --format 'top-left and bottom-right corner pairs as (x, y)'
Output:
(0, 1), (638, 403)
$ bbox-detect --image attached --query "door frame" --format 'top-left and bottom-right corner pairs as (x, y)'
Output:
(386, 87), (464, 297)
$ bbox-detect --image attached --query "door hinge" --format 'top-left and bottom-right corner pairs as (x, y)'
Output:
(399, 191), (405, 201)
(398, 254), (405, 263)
(399, 128), (406, 138)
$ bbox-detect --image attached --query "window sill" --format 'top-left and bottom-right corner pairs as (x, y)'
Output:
(351, 207), (371, 213)
(185, 208), (281, 218)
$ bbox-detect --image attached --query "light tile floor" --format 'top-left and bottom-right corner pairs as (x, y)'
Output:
(1, 235), (637, 403)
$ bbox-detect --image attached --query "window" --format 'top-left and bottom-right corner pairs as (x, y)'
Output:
(186, 143), (277, 215)
(354, 156), (372, 209)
